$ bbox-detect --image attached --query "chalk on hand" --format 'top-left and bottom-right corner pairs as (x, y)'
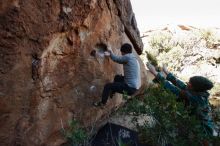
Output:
(104, 51), (110, 56)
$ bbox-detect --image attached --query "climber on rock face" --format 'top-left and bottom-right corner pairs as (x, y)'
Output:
(146, 62), (218, 138)
(93, 43), (141, 107)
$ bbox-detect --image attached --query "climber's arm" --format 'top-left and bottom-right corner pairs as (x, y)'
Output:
(166, 73), (187, 90)
(110, 53), (129, 64)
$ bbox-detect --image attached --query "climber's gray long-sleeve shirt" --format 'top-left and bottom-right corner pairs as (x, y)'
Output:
(110, 53), (141, 89)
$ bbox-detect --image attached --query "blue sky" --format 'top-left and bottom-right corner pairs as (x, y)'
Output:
(130, 0), (220, 32)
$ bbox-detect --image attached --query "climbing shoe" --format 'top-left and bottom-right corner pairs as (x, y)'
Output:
(93, 101), (105, 107)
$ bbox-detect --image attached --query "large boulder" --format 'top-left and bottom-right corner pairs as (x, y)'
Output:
(0, 0), (147, 145)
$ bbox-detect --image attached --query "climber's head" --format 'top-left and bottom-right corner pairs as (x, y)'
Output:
(188, 76), (213, 92)
(120, 43), (132, 55)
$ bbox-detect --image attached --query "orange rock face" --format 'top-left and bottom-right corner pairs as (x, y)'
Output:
(0, 0), (147, 145)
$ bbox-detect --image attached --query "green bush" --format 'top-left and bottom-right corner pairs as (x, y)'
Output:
(148, 32), (173, 55)
(122, 86), (218, 146)
(146, 51), (158, 67)
(64, 120), (88, 146)
(120, 97), (147, 116)
(199, 29), (219, 48)
(157, 46), (185, 72)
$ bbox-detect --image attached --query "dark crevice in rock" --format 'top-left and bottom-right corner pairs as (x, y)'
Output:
(90, 50), (96, 57)
(66, 35), (73, 46)
(58, 0), (69, 32)
(32, 53), (40, 81)
(106, 0), (112, 14)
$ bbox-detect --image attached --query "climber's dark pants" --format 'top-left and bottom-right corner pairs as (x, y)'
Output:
(101, 75), (137, 104)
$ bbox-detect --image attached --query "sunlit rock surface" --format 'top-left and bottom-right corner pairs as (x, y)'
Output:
(0, 0), (147, 145)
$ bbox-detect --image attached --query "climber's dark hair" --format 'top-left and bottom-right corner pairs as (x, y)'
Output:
(189, 76), (213, 92)
(120, 43), (132, 54)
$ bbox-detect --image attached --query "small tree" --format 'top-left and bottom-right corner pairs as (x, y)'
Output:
(122, 86), (218, 146)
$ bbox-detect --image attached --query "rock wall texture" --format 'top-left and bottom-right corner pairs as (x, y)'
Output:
(0, 0), (147, 145)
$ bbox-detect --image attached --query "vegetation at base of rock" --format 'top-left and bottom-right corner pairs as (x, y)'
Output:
(64, 120), (89, 146)
(141, 27), (220, 145)
(121, 86), (220, 146)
